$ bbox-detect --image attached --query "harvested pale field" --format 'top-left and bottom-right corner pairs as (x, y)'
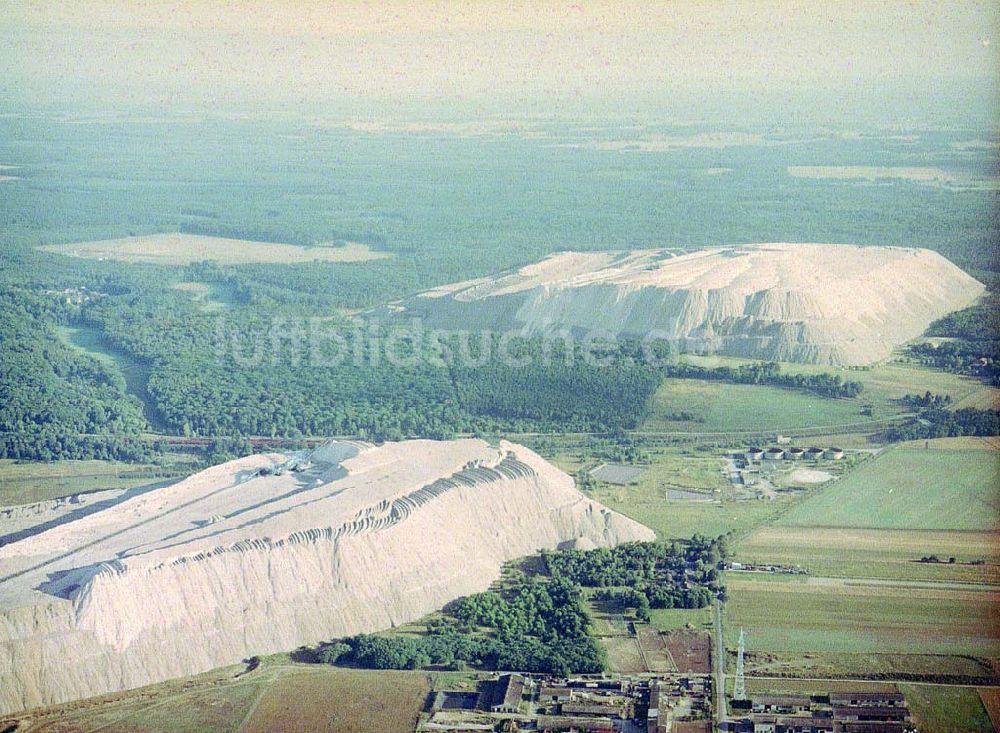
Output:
(402, 243), (983, 365)
(603, 635), (647, 673)
(6, 662), (259, 733)
(784, 469), (833, 484)
(901, 684), (995, 733)
(242, 668), (430, 733)
(38, 233), (389, 265)
(737, 526), (1000, 583)
(8, 663), (435, 733)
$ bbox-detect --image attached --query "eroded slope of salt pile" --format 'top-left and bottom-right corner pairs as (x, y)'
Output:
(0, 439), (652, 714)
(401, 244), (984, 365)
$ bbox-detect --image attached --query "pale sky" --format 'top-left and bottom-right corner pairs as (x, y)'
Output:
(2, 1), (997, 122)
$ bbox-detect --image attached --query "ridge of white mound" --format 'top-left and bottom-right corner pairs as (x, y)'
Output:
(401, 244), (984, 365)
(0, 439), (652, 714)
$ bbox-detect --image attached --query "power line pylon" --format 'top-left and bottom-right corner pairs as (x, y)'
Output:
(733, 627), (747, 701)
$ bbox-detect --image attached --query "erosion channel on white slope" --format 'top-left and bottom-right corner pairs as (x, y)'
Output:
(395, 243), (984, 365)
(0, 439), (652, 715)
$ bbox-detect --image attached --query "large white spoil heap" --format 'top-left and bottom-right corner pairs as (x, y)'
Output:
(0, 439), (652, 714)
(400, 244), (984, 366)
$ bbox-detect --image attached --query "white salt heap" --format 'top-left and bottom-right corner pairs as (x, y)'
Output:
(0, 439), (652, 714)
(402, 244), (984, 365)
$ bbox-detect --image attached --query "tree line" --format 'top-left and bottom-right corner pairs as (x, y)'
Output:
(883, 406), (1000, 442)
(308, 538), (729, 676)
(313, 575), (604, 675)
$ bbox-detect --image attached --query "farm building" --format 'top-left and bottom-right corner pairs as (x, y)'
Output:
(719, 720), (754, 732)
(839, 723), (909, 733)
(539, 685), (575, 702)
(763, 718), (834, 733)
(832, 706), (909, 722)
(561, 701), (624, 718)
(482, 673), (526, 713)
(751, 695), (811, 714)
(829, 692), (905, 708)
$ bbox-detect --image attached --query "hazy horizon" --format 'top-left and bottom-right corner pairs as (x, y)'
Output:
(3, 1), (998, 128)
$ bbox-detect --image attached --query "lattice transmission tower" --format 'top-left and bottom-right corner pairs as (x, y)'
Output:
(733, 627), (747, 701)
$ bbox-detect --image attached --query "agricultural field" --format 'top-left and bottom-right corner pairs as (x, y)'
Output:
(736, 646), (997, 680)
(900, 684), (994, 733)
(242, 667), (430, 733)
(8, 658), (435, 733)
(777, 441), (1000, 530)
(7, 661), (263, 733)
(641, 378), (865, 433)
(0, 458), (182, 505)
(677, 353), (1000, 414)
(847, 360), (999, 411)
(737, 678), (898, 696)
(724, 574), (999, 658)
(663, 629), (711, 674)
(587, 478), (785, 540)
(737, 526), (1000, 583)
(585, 593), (631, 636)
(38, 233), (389, 265)
(648, 606), (715, 633)
(600, 634), (647, 674)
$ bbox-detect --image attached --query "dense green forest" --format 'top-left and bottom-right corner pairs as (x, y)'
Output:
(1, 116), (997, 459)
(0, 287), (149, 461)
(910, 293), (999, 382)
